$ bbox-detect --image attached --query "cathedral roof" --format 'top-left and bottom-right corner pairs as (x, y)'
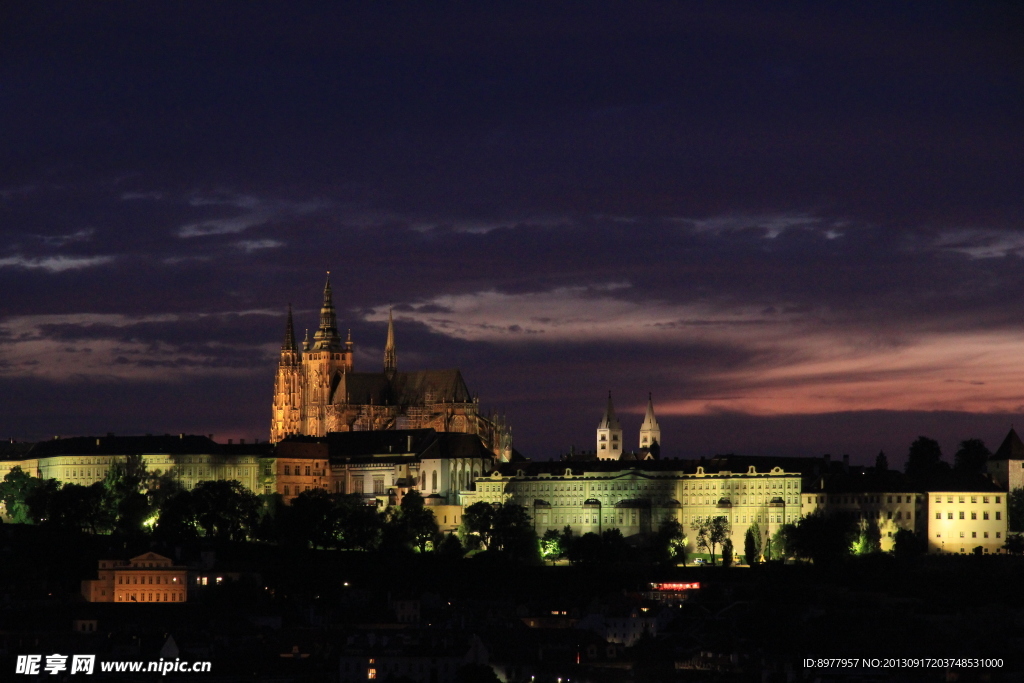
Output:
(330, 369), (473, 406)
(316, 429), (492, 461)
(991, 427), (1024, 460)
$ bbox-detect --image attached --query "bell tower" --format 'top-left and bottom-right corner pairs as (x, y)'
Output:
(270, 305), (303, 442)
(596, 391), (622, 460)
(302, 273), (353, 436)
(639, 393), (661, 451)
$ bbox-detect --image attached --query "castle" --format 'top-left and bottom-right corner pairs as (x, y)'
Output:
(270, 275), (511, 458)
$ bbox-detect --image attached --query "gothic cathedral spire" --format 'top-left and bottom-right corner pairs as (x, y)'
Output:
(312, 272), (342, 351)
(639, 392), (661, 452)
(270, 305), (303, 443)
(596, 391), (623, 460)
(384, 308), (397, 378)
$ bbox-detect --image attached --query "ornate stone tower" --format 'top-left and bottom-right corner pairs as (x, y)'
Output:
(596, 391), (622, 460)
(301, 273), (353, 437)
(639, 392), (661, 451)
(384, 308), (397, 379)
(270, 305), (303, 442)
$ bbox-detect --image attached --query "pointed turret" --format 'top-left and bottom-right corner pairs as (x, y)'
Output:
(270, 305), (303, 443)
(596, 391), (622, 460)
(312, 272), (342, 351)
(384, 308), (397, 378)
(639, 392), (661, 451)
(598, 391), (620, 430)
(988, 426), (1024, 491)
(282, 304), (297, 352)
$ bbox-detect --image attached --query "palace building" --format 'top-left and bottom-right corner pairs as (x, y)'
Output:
(270, 275), (511, 459)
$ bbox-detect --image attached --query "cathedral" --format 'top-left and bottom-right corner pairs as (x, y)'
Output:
(270, 275), (511, 458)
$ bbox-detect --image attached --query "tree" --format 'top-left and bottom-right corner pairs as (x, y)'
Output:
(788, 510), (857, 565)
(598, 527), (626, 556)
(721, 538), (734, 567)
(691, 516), (730, 565)
(384, 491), (439, 552)
(191, 480), (261, 541)
(331, 494), (382, 550)
(540, 528), (562, 561)
(567, 532), (603, 564)
(744, 522), (762, 564)
(153, 489), (199, 545)
(44, 482), (107, 533)
(953, 438), (990, 476)
(771, 524), (794, 561)
(852, 518), (882, 555)
(905, 436), (949, 483)
(0, 466), (48, 524)
(490, 503), (532, 553)
(102, 454), (152, 537)
(287, 488), (339, 548)
(892, 528), (925, 560)
(1007, 488), (1024, 532)
(436, 532), (465, 559)
(875, 451), (888, 471)
(652, 518), (687, 565)
(1002, 533), (1024, 555)
(461, 502), (496, 549)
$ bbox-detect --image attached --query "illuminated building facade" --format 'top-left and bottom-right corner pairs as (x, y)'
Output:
(270, 276), (511, 459)
(927, 488), (1007, 554)
(466, 460), (804, 546)
(82, 552), (187, 603)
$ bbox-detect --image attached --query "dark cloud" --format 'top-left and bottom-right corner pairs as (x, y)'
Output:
(0, 2), (1021, 462)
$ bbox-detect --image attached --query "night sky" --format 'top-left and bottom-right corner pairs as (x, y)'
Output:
(2, 3), (1022, 467)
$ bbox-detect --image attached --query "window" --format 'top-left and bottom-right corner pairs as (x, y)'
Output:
(972, 532), (977, 538)
(984, 532), (989, 538)
(997, 532), (1001, 538)
(983, 496), (989, 504)
(971, 496), (977, 503)
(983, 512), (989, 520)
(948, 512), (953, 519)
(996, 496), (1002, 504)
(284, 486), (290, 495)
(960, 532), (964, 538)
(959, 496), (965, 503)
(935, 496), (941, 503)
(971, 512), (977, 520)
(996, 511), (1001, 520)
(284, 465), (291, 475)
(959, 511), (965, 519)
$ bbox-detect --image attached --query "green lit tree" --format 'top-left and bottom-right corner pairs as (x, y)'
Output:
(540, 528), (562, 561)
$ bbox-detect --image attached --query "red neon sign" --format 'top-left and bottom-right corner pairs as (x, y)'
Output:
(650, 582), (700, 591)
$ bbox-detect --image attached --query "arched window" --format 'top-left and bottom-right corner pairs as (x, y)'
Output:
(432, 471), (438, 491)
